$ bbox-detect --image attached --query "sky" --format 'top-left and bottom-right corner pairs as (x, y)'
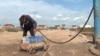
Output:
(0, 0), (93, 27)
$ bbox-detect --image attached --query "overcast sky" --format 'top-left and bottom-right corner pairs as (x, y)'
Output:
(0, 0), (93, 27)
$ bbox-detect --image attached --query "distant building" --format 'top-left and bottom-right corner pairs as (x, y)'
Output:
(71, 25), (79, 29)
(37, 25), (47, 30)
(79, 24), (92, 28)
(71, 24), (92, 29)
(3, 24), (14, 28)
(55, 25), (60, 29)
(61, 24), (66, 30)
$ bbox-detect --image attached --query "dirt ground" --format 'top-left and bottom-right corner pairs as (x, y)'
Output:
(0, 30), (95, 56)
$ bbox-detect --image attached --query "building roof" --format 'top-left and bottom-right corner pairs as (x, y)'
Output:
(4, 24), (14, 26)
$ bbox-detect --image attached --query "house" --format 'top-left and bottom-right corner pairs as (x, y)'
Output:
(71, 25), (79, 29)
(3, 24), (15, 28)
(79, 24), (92, 28)
(37, 25), (47, 30)
(55, 25), (61, 29)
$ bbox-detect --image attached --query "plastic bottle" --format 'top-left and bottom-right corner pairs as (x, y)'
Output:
(26, 36), (29, 44)
(23, 37), (26, 43)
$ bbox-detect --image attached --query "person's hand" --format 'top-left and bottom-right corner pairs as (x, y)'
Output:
(21, 26), (24, 29)
(34, 29), (37, 33)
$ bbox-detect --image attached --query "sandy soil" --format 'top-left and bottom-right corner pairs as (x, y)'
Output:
(0, 30), (94, 56)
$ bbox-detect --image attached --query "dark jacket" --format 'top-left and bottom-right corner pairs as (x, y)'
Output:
(19, 15), (37, 29)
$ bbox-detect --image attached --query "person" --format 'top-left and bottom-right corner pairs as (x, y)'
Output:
(19, 15), (37, 37)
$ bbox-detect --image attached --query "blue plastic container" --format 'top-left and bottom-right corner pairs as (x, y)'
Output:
(23, 35), (44, 44)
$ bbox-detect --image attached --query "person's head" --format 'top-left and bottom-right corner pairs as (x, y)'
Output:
(21, 15), (27, 23)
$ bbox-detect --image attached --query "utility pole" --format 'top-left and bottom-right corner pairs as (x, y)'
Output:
(90, 0), (100, 56)
(94, 0), (100, 48)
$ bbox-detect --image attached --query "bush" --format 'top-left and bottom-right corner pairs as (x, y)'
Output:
(5, 28), (21, 32)
(0, 29), (4, 32)
(70, 27), (94, 32)
(48, 27), (57, 29)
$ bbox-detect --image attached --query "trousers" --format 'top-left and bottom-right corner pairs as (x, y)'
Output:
(23, 28), (35, 36)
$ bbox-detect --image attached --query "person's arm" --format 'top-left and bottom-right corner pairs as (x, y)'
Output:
(19, 17), (23, 29)
(27, 15), (37, 34)
(33, 20), (37, 29)
(33, 20), (37, 34)
(26, 15), (37, 29)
